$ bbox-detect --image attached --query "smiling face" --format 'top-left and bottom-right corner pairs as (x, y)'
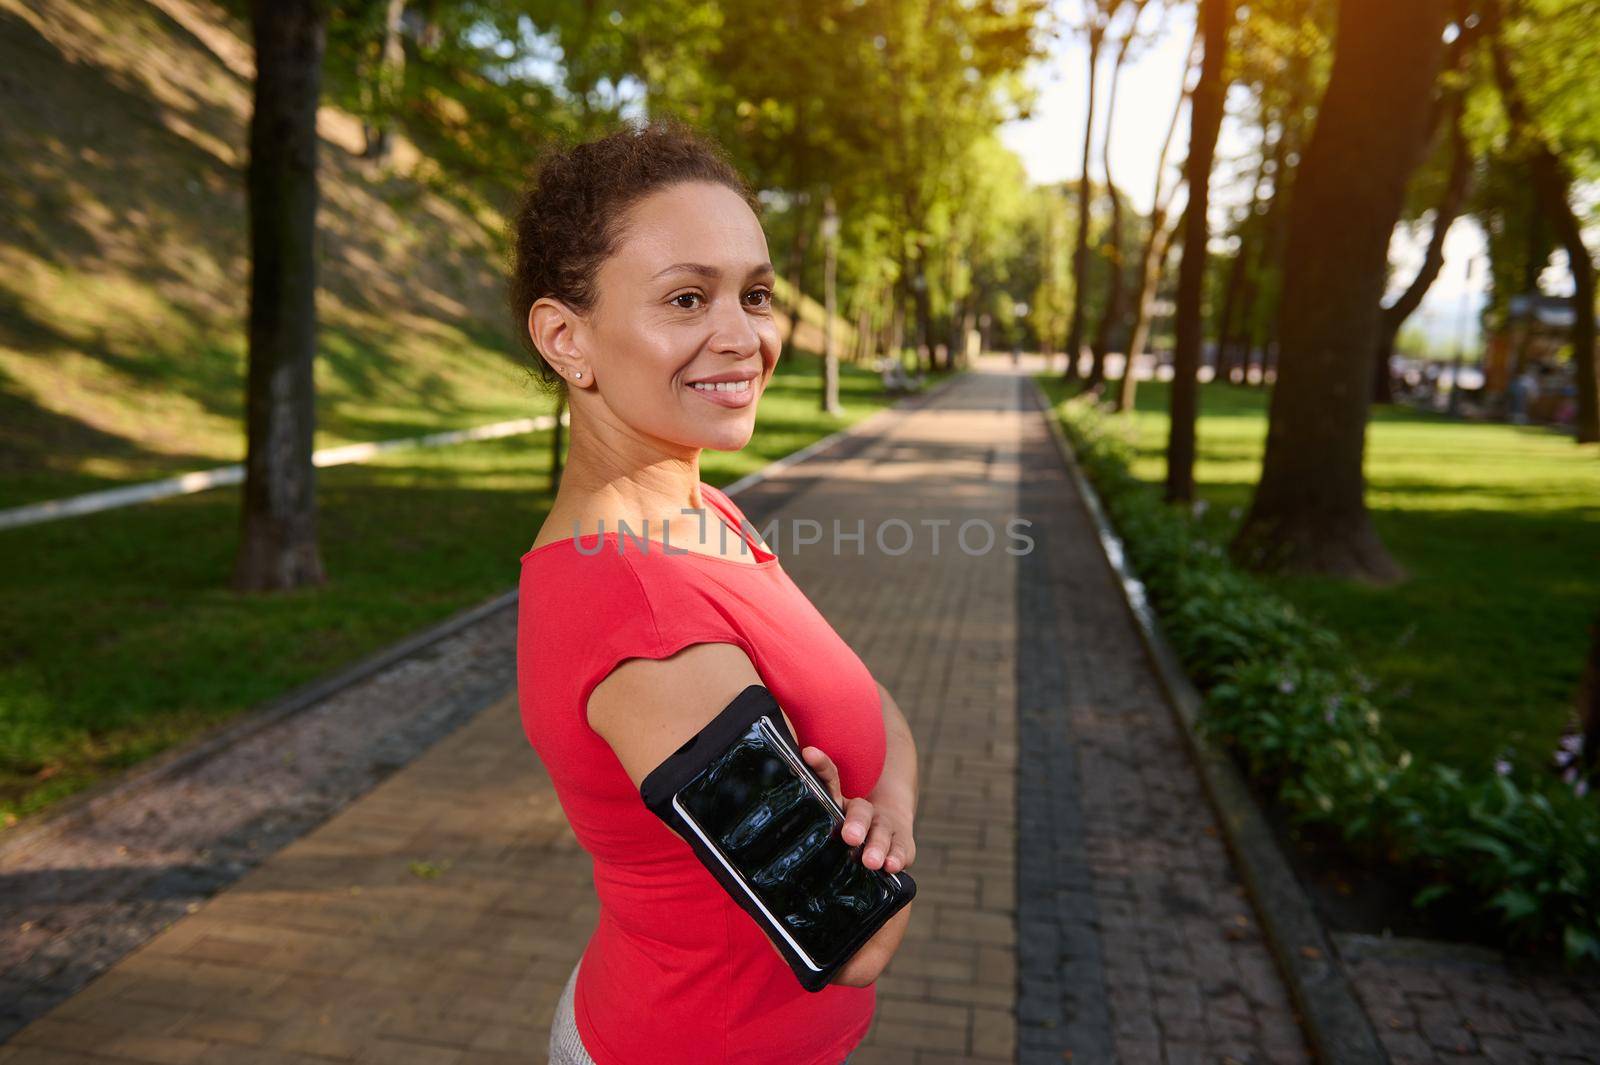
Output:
(565, 180), (782, 453)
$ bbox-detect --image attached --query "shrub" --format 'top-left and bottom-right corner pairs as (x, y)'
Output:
(1050, 389), (1600, 965)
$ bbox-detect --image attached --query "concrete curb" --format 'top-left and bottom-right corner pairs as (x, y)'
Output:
(1027, 378), (1389, 1065)
(1, 370), (965, 860)
(0, 414), (566, 532)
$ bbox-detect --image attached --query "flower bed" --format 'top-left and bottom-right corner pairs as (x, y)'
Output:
(1051, 390), (1599, 965)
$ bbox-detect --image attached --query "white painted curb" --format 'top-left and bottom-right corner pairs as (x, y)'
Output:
(0, 413), (568, 532)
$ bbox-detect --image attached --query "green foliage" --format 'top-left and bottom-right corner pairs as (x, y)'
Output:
(0, 353), (900, 825)
(1049, 385), (1600, 966)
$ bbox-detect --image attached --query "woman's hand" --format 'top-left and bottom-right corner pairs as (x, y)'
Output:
(829, 900), (913, 987)
(800, 746), (918, 875)
(799, 744), (919, 987)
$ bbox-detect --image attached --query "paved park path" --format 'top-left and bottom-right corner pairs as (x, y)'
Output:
(0, 362), (1308, 1064)
(17, 359), (1590, 1064)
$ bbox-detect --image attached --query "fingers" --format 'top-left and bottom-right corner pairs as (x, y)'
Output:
(800, 746), (845, 807)
(860, 815), (895, 868)
(840, 797), (874, 849)
(884, 833), (916, 873)
(860, 812), (917, 872)
(800, 747), (917, 873)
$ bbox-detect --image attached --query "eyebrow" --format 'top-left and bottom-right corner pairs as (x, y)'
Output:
(649, 261), (776, 281)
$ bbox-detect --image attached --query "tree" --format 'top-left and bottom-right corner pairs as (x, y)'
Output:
(1164, 0), (1233, 505)
(1061, 0), (1117, 382)
(1374, 94), (1474, 403)
(1373, 7), (1479, 403)
(360, 0), (407, 162)
(234, 0), (330, 592)
(673, 0), (1041, 376)
(1087, 0), (1155, 391)
(1214, 103), (1275, 385)
(1232, 0), (1450, 581)
(1484, 0), (1599, 444)
(1228, 1), (1329, 389)
(1116, 26), (1197, 414)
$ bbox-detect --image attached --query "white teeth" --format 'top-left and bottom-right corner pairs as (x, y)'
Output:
(689, 379), (751, 393)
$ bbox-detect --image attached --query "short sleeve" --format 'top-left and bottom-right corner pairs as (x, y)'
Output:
(518, 545), (759, 745)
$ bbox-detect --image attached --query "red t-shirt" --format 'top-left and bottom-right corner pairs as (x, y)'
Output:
(517, 481), (886, 1065)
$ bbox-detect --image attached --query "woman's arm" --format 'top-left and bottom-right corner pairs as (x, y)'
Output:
(865, 680), (918, 849)
(799, 682), (920, 988)
(806, 679), (919, 875)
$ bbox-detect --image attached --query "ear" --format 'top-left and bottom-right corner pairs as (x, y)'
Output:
(528, 296), (590, 385)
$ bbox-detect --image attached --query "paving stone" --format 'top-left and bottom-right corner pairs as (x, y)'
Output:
(12, 360), (1590, 1064)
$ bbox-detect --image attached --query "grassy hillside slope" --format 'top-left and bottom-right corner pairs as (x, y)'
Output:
(0, 0), (537, 509)
(0, 0), (886, 828)
(0, 0), (852, 511)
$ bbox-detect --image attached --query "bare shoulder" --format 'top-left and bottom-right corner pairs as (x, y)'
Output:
(587, 642), (798, 790)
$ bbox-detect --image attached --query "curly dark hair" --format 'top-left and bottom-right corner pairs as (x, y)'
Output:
(506, 118), (762, 394)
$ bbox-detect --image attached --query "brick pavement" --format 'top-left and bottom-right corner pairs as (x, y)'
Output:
(1339, 934), (1600, 1065)
(1, 363), (1316, 1064)
(0, 605), (521, 1046)
(1006, 373), (1308, 1065)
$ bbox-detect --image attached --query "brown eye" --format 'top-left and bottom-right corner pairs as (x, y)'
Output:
(672, 292), (703, 309)
(745, 288), (773, 308)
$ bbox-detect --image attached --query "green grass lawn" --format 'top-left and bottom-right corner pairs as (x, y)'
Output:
(0, 350), (911, 828)
(1038, 375), (1600, 776)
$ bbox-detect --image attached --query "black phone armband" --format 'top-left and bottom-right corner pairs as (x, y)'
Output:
(639, 683), (917, 992)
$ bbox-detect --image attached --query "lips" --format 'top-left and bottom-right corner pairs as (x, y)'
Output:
(685, 377), (756, 407)
(685, 370), (760, 385)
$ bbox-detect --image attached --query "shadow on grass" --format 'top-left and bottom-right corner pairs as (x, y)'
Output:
(0, 357), (908, 822)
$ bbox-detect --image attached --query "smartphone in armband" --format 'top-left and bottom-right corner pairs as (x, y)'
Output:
(639, 683), (917, 992)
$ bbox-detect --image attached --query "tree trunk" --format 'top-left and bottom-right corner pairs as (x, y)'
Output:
(1089, 3), (1149, 390)
(1117, 28), (1196, 413)
(1486, 0), (1599, 443)
(234, 0), (329, 592)
(1374, 95), (1473, 404)
(414, 0), (442, 52)
(1232, 109), (1287, 387)
(1255, 51), (1312, 387)
(1164, 0), (1231, 505)
(361, 0), (406, 163)
(1217, 109), (1273, 384)
(821, 196), (842, 415)
(889, 277), (906, 365)
(1215, 240), (1248, 383)
(1120, 210), (1178, 412)
(1234, 107), (1286, 388)
(1372, 14), (1477, 402)
(1061, 24), (1104, 383)
(1231, 0), (1448, 581)
(781, 193), (812, 348)
(911, 249), (935, 373)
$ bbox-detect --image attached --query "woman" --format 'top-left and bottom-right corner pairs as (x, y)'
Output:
(512, 120), (920, 1065)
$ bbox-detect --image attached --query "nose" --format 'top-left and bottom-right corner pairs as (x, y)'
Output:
(708, 294), (762, 358)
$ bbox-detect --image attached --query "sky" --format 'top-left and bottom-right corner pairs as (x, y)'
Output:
(998, 3), (1489, 351)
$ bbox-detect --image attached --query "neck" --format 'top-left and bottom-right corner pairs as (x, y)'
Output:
(550, 416), (709, 539)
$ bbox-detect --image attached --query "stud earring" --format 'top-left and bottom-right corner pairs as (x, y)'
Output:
(574, 371), (583, 379)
